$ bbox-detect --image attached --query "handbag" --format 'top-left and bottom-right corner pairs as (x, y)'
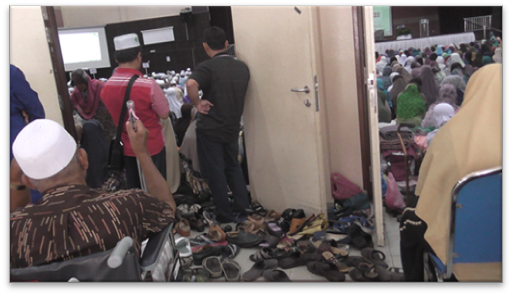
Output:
(331, 172), (363, 200)
(107, 75), (139, 171)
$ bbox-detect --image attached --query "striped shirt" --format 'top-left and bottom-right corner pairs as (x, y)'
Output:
(10, 185), (174, 269)
(101, 68), (169, 157)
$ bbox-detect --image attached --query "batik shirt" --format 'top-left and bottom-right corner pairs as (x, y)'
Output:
(10, 185), (174, 269)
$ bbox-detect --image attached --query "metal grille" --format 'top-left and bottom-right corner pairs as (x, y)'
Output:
(464, 15), (492, 32)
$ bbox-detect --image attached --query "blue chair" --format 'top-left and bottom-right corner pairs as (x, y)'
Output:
(424, 167), (502, 281)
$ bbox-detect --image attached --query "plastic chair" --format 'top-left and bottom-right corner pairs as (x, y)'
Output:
(424, 167), (502, 281)
(10, 223), (182, 282)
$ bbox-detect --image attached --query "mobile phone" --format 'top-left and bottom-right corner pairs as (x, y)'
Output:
(127, 100), (138, 132)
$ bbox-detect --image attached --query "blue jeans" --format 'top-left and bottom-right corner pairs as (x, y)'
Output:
(196, 131), (249, 222)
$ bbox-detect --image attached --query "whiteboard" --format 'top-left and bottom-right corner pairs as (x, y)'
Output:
(141, 26), (175, 45)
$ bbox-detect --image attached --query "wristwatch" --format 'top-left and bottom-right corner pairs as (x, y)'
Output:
(10, 184), (27, 190)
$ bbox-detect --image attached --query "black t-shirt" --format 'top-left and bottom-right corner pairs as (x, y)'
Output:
(189, 52), (250, 143)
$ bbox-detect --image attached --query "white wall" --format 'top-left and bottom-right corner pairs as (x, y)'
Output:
(10, 6), (63, 126)
(58, 6), (190, 28)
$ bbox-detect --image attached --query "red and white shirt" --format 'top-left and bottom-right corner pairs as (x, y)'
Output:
(101, 68), (169, 157)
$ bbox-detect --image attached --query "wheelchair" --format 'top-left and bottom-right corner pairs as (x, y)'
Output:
(423, 167), (502, 282)
(10, 223), (184, 282)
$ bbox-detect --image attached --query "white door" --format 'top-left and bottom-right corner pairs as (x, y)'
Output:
(232, 6), (328, 215)
(362, 6), (385, 246)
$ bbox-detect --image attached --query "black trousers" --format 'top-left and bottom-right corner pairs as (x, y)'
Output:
(124, 147), (167, 189)
(399, 207), (430, 282)
(81, 119), (109, 189)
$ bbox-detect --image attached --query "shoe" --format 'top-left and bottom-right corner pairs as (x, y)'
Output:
(225, 230), (263, 248)
(182, 267), (211, 282)
(220, 244), (240, 262)
(203, 210), (217, 226)
(246, 202), (268, 216)
(221, 260), (242, 282)
(175, 237), (192, 258)
(189, 215), (206, 233)
(208, 224), (226, 242)
(306, 261), (346, 282)
(263, 269), (292, 282)
(266, 221), (283, 238)
(256, 230), (280, 248)
(202, 256), (223, 278)
(175, 219), (191, 237)
(278, 251), (322, 269)
(242, 259), (278, 282)
(360, 247), (388, 268)
(192, 244), (222, 265)
(288, 214), (316, 236)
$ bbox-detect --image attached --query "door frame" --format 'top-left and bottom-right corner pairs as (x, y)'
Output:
(353, 6), (385, 246)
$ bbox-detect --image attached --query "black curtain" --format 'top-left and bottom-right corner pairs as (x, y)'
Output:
(438, 7), (501, 38)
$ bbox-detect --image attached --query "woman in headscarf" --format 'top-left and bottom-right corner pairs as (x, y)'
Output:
(464, 51), (473, 66)
(440, 75), (466, 106)
(382, 66), (393, 90)
(378, 87), (392, 123)
(435, 45), (444, 56)
(426, 103), (455, 147)
(377, 78), (392, 109)
(493, 47), (502, 64)
(396, 66), (413, 83)
(401, 64), (502, 282)
(404, 56), (416, 74)
(482, 56), (493, 66)
(418, 65), (439, 108)
(421, 83), (459, 128)
(474, 52), (483, 68)
(424, 46), (433, 57)
(436, 56), (446, 70)
(376, 55), (388, 75)
(163, 81), (184, 119)
(399, 54), (407, 66)
(395, 84), (427, 127)
(70, 69), (116, 141)
(388, 72), (400, 92)
(389, 75), (408, 112)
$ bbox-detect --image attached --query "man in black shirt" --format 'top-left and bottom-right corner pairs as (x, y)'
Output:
(186, 27), (250, 223)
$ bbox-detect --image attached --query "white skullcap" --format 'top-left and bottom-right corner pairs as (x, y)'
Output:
(13, 119), (77, 180)
(155, 79), (165, 86)
(113, 33), (140, 51)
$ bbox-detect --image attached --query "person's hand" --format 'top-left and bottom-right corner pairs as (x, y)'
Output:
(126, 119), (149, 157)
(21, 110), (29, 124)
(195, 100), (214, 115)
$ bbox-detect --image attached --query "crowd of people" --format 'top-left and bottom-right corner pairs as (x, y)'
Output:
(376, 36), (502, 149)
(376, 36), (502, 281)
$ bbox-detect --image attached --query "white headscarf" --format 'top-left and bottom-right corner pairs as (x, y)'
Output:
(436, 56), (446, 70)
(399, 54), (407, 66)
(376, 56), (387, 75)
(493, 48), (502, 64)
(164, 87), (183, 118)
(404, 56), (415, 74)
(432, 103), (455, 128)
(448, 53), (465, 68)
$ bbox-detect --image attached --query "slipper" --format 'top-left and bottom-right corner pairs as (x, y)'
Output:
(314, 240), (349, 257)
(288, 213), (316, 236)
(306, 261), (346, 282)
(225, 230), (263, 248)
(376, 266), (405, 282)
(175, 237), (192, 258)
(202, 256), (223, 278)
(322, 251), (350, 272)
(250, 247), (296, 262)
(202, 211), (217, 227)
(263, 269), (292, 282)
(220, 244), (240, 262)
(248, 214), (265, 230)
(208, 224), (226, 242)
(221, 260), (242, 282)
(192, 244), (222, 265)
(175, 219), (191, 237)
(236, 220), (257, 233)
(191, 240), (228, 252)
(296, 240), (316, 254)
(278, 251), (322, 269)
(182, 267), (211, 282)
(276, 236), (296, 249)
(361, 247), (388, 268)
(265, 210), (281, 222)
(266, 221), (284, 238)
(296, 214), (329, 236)
(256, 230), (280, 248)
(346, 223), (373, 249)
(246, 202), (268, 216)
(349, 260), (379, 282)
(242, 259), (278, 281)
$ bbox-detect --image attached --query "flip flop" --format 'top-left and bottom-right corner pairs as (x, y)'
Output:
(220, 244), (240, 262)
(242, 259), (278, 281)
(225, 230), (263, 248)
(182, 268), (211, 282)
(221, 260), (242, 282)
(263, 269), (292, 282)
(361, 247), (388, 268)
(202, 256), (223, 278)
(322, 251), (350, 272)
(306, 261), (346, 282)
(278, 251), (322, 269)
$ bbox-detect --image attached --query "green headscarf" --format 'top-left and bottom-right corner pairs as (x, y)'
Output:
(482, 56), (493, 65)
(396, 84), (427, 121)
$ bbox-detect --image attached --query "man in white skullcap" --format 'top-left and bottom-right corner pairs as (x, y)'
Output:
(10, 118), (176, 269)
(101, 33), (170, 189)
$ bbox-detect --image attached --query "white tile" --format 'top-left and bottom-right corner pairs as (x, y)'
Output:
(289, 266), (328, 282)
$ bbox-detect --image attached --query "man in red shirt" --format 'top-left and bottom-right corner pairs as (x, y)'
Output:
(101, 33), (170, 189)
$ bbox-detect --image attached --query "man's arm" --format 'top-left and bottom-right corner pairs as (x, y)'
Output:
(126, 119), (176, 212)
(11, 66), (45, 121)
(150, 82), (170, 120)
(186, 79), (213, 115)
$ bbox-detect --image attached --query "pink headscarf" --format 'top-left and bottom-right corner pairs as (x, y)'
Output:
(70, 75), (104, 120)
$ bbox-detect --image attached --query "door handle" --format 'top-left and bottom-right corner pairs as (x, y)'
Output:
(291, 86), (310, 94)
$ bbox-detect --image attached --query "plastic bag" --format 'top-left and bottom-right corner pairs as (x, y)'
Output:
(385, 172), (406, 210)
(331, 172), (363, 200)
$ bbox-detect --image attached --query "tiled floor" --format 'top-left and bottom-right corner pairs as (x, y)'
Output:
(177, 209), (402, 282)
